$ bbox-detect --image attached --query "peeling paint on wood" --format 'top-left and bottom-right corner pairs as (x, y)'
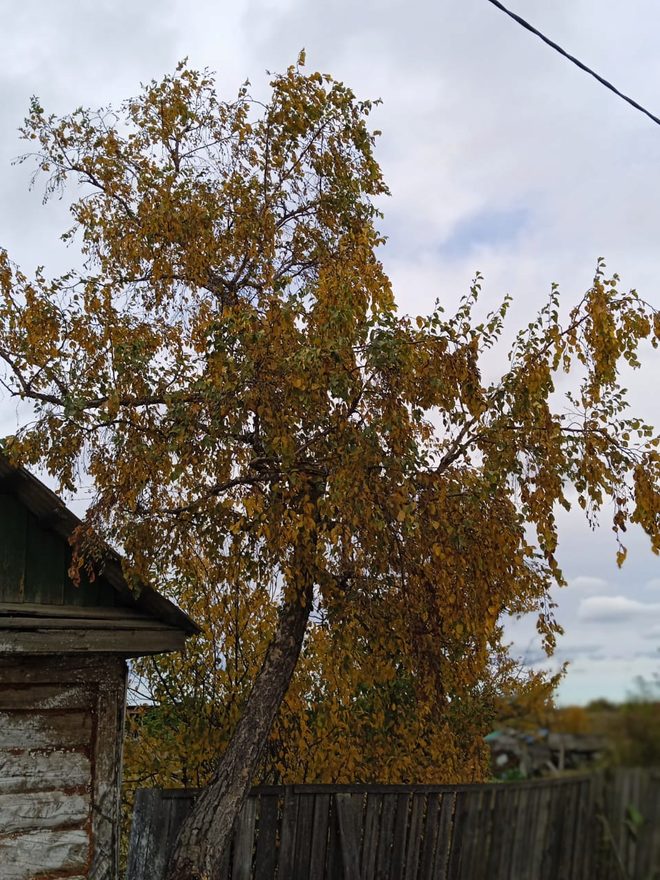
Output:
(0, 683), (94, 710)
(0, 626), (186, 655)
(0, 829), (90, 880)
(0, 711), (93, 749)
(0, 750), (90, 794)
(0, 790), (90, 833)
(0, 657), (127, 880)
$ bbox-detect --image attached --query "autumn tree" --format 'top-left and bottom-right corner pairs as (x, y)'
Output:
(0, 58), (658, 878)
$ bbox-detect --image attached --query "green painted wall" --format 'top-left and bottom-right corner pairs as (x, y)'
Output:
(0, 493), (116, 607)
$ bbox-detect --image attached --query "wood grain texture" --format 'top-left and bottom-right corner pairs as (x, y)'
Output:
(334, 793), (361, 880)
(232, 797), (257, 880)
(0, 625), (187, 655)
(0, 749), (90, 794)
(0, 710), (92, 749)
(0, 790), (90, 834)
(0, 682), (94, 710)
(0, 829), (90, 880)
(0, 493), (27, 604)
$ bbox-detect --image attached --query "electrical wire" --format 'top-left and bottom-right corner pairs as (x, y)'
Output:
(485, 0), (660, 128)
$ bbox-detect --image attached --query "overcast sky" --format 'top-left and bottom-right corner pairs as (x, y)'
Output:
(1, 0), (659, 704)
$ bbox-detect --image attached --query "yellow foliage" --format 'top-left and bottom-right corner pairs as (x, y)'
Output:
(0, 64), (657, 809)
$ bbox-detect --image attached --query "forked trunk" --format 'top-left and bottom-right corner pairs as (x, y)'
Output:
(164, 588), (312, 879)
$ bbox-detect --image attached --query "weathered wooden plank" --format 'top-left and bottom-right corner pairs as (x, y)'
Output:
(292, 794), (315, 879)
(126, 789), (176, 880)
(0, 682), (94, 710)
(375, 793), (397, 878)
(479, 788), (498, 880)
(0, 791), (89, 834)
(25, 512), (66, 604)
(254, 794), (279, 880)
(326, 795), (344, 880)
(511, 785), (533, 879)
(277, 788), (299, 877)
(433, 791), (456, 880)
(419, 792), (441, 879)
(0, 493), (27, 603)
(445, 789), (468, 880)
(0, 602), (154, 620)
(308, 793), (331, 880)
(361, 792), (382, 878)
(335, 793), (362, 880)
(0, 749), (90, 794)
(560, 781), (580, 880)
(528, 779), (552, 880)
(390, 793), (411, 880)
(0, 828), (89, 880)
(496, 781), (519, 880)
(0, 626), (187, 655)
(232, 796), (257, 880)
(0, 615), (184, 630)
(404, 793), (426, 880)
(0, 710), (92, 749)
(542, 782), (566, 880)
(575, 779), (593, 880)
(0, 653), (123, 683)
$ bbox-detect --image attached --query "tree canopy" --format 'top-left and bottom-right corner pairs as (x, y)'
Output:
(0, 57), (658, 877)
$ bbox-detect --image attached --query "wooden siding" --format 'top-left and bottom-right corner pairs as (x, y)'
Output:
(0, 491), (115, 607)
(0, 656), (127, 880)
(127, 773), (660, 880)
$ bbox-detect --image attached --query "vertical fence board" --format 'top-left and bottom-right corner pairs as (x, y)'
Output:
(390, 793), (411, 880)
(375, 793), (397, 879)
(126, 789), (171, 880)
(404, 793), (426, 880)
(361, 793), (383, 879)
(499, 782), (519, 880)
(277, 788), (299, 878)
(326, 796), (343, 880)
(510, 785), (532, 880)
(419, 793), (441, 879)
(433, 791), (455, 880)
(253, 794), (279, 880)
(446, 790), (469, 880)
(292, 794), (315, 880)
(485, 786), (507, 880)
(308, 793), (331, 879)
(335, 793), (362, 880)
(232, 796), (257, 880)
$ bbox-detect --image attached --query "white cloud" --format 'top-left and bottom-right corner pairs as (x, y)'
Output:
(569, 576), (609, 593)
(578, 595), (660, 623)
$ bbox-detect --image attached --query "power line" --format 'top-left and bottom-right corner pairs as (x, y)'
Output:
(485, 0), (660, 128)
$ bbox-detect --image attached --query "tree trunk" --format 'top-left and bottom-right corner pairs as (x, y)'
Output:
(164, 586), (312, 879)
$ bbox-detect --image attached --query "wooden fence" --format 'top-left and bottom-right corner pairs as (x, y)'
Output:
(126, 770), (660, 880)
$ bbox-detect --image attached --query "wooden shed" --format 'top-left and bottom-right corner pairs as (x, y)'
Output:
(0, 456), (198, 880)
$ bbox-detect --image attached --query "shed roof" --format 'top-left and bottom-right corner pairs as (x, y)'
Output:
(0, 454), (199, 656)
